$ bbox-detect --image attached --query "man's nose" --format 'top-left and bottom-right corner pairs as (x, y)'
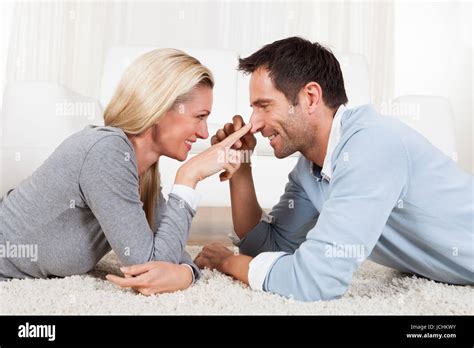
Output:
(249, 111), (264, 133)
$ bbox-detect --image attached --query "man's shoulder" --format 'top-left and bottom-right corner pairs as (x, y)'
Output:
(340, 104), (408, 146)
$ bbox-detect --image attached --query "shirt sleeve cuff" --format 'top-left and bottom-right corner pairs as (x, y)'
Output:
(228, 210), (275, 244)
(248, 251), (287, 291)
(181, 263), (196, 284)
(171, 184), (201, 211)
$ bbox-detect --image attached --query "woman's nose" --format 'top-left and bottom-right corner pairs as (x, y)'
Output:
(197, 123), (209, 139)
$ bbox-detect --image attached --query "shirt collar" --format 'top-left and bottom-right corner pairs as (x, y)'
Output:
(320, 104), (346, 181)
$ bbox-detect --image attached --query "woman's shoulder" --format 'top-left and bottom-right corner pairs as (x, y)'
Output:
(48, 125), (135, 174)
(66, 125), (133, 153)
(74, 125), (128, 141)
(75, 126), (138, 180)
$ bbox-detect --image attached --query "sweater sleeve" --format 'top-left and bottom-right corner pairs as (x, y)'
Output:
(260, 127), (409, 301)
(79, 135), (195, 266)
(235, 160), (320, 256)
(153, 188), (201, 282)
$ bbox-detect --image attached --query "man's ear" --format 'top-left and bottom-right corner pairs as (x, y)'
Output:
(301, 81), (323, 115)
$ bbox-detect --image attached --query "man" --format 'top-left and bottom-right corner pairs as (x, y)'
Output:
(194, 36), (473, 301)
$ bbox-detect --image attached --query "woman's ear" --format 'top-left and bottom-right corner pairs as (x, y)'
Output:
(302, 81), (323, 115)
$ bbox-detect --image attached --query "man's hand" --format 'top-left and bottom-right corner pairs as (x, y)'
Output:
(175, 123), (251, 188)
(106, 261), (193, 296)
(194, 242), (234, 271)
(211, 115), (256, 180)
(194, 243), (252, 285)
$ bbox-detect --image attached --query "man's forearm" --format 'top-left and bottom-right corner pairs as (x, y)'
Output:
(229, 163), (262, 238)
(219, 254), (252, 285)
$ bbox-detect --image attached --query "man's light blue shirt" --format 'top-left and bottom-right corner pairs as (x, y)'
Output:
(235, 104), (473, 302)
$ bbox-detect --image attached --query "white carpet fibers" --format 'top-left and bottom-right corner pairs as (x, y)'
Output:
(0, 246), (472, 315)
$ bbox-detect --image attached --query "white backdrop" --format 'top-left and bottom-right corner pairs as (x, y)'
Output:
(0, 0), (472, 173)
(394, 1), (472, 174)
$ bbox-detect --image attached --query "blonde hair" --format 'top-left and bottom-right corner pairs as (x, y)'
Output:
(104, 49), (214, 228)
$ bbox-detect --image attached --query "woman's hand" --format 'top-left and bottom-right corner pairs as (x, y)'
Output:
(211, 115), (257, 181)
(175, 122), (252, 188)
(212, 115), (256, 152)
(106, 261), (193, 296)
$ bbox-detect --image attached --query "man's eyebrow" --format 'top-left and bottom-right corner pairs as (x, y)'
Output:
(251, 99), (273, 107)
(197, 110), (211, 115)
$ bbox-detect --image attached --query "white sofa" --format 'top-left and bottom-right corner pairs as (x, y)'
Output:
(0, 47), (457, 208)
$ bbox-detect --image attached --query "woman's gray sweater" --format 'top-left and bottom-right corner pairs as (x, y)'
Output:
(0, 126), (200, 281)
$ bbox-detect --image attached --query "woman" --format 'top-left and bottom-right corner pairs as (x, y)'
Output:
(0, 49), (250, 294)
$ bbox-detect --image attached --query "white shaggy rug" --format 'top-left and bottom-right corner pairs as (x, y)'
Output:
(0, 246), (472, 315)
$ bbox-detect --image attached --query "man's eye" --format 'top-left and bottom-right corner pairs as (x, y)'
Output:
(197, 115), (206, 120)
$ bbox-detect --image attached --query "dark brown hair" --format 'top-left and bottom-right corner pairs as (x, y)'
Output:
(238, 37), (348, 109)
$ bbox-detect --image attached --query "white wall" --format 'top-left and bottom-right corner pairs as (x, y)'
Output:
(1, 1), (396, 112)
(394, 1), (473, 174)
(0, 0), (398, 194)
(0, 2), (15, 189)
(115, 1), (474, 174)
(1, 0), (472, 187)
